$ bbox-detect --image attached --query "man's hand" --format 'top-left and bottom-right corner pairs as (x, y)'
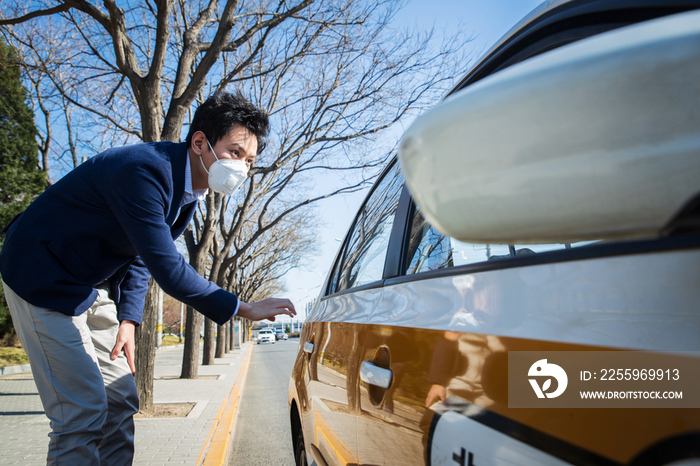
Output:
(238, 298), (296, 322)
(111, 320), (137, 375)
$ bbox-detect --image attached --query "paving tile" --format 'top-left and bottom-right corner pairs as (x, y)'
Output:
(0, 343), (250, 465)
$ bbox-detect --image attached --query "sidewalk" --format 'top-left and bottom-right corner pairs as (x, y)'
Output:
(0, 342), (252, 465)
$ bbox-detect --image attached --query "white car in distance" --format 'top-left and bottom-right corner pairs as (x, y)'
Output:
(256, 328), (276, 345)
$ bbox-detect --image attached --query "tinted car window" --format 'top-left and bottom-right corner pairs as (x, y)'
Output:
(405, 206), (603, 274)
(331, 163), (404, 293)
(405, 207), (512, 274)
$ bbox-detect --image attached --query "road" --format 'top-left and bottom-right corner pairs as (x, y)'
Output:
(230, 338), (299, 465)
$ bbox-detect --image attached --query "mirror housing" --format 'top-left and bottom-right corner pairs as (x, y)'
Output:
(399, 11), (700, 244)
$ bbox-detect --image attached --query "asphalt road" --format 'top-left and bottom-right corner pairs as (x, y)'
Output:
(230, 338), (299, 465)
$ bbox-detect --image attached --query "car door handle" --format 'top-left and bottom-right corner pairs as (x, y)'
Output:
(303, 342), (314, 354)
(360, 361), (393, 389)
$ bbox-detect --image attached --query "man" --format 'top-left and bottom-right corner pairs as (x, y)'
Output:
(0, 92), (295, 465)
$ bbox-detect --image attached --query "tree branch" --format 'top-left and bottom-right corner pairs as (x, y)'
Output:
(0, 4), (71, 26)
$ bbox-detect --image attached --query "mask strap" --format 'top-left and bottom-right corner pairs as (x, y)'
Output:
(200, 138), (220, 175)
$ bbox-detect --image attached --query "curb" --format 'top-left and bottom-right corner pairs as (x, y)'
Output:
(0, 342), (182, 375)
(198, 342), (253, 466)
(0, 343), (184, 377)
(156, 343), (186, 351)
(0, 364), (31, 377)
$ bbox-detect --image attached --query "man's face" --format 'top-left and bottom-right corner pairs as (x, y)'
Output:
(206, 124), (258, 170)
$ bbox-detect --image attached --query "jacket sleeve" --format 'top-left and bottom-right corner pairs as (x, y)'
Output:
(116, 256), (150, 324)
(102, 156), (238, 326)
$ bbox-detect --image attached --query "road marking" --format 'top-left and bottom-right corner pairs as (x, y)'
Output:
(198, 343), (253, 466)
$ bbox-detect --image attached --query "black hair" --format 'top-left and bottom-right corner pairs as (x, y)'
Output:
(185, 91), (269, 154)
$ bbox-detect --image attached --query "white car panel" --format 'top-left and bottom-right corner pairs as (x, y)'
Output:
(430, 410), (571, 466)
(309, 249), (700, 352)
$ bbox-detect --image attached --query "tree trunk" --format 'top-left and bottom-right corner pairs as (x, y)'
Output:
(216, 322), (226, 358)
(135, 279), (158, 413)
(182, 192), (222, 373)
(180, 306), (202, 379)
(203, 318), (216, 365)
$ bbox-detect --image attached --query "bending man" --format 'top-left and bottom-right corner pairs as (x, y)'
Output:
(0, 92), (295, 465)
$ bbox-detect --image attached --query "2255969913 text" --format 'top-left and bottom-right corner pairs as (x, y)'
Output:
(508, 351), (699, 408)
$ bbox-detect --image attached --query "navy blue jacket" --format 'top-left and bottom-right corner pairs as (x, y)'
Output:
(0, 142), (237, 325)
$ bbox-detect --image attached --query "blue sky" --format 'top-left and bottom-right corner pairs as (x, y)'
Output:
(280, 0), (545, 321)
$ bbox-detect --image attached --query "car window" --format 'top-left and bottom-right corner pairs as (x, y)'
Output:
(405, 207), (513, 274)
(404, 204), (605, 274)
(330, 163), (405, 293)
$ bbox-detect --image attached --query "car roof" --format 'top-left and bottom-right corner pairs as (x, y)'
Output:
(447, 0), (700, 96)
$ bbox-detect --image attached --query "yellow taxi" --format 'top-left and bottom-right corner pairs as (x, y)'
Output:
(289, 0), (700, 464)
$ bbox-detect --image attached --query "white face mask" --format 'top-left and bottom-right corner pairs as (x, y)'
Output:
(201, 139), (249, 195)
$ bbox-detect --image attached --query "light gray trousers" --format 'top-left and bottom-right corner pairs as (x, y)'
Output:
(3, 281), (139, 465)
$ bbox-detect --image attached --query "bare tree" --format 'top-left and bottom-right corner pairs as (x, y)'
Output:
(3, 12), (109, 180)
(1, 0), (344, 400)
(180, 191), (219, 374)
(25, 72), (51, 176)
(0, 0), (469, 404)
(186, 13), (467, 360)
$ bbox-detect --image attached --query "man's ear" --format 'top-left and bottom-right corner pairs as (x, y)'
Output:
(190, 131), (206, 155)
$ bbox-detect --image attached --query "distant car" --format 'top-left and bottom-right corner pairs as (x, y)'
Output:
(275, 329), (288, 341)
(256, 328), (275, 345)
(289, 1), (700, 466)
